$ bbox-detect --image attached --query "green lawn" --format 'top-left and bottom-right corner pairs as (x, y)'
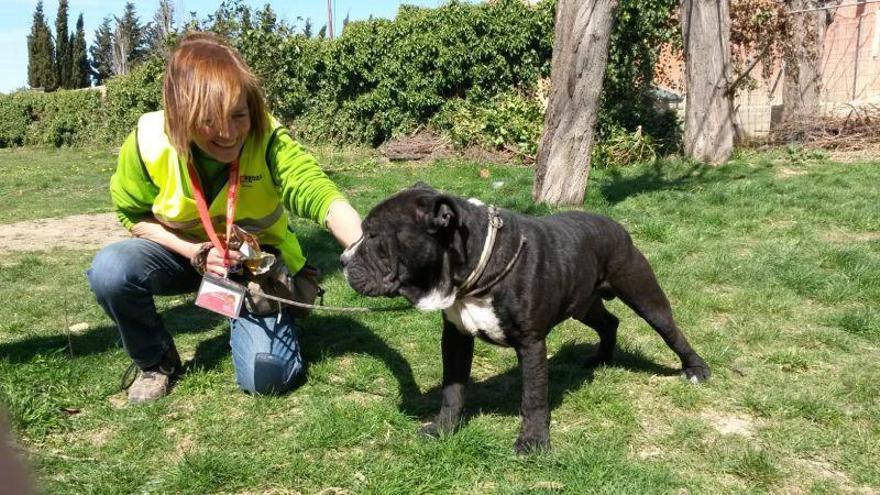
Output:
(1, 146), (878, 494)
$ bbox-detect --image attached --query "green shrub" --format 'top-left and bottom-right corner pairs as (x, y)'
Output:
(432, 91), (544, 156)
(593, 124), (659, 168)
(0, 93), (30, 147)
(1, 0), (683, 154)
(102, 56), (165, 145)
(0, 89), (103, 147)
(271, 0), (555, 144)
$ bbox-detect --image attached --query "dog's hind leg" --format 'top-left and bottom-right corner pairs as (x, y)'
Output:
(608, 249), (711, 382)
(575, 299), (619, 367)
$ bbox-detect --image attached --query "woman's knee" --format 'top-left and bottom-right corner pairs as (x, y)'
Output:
(87, 241), (145, 300)
(235, 351), (303, 395)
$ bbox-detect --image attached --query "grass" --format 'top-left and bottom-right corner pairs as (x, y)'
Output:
(1, 145), (879, 493)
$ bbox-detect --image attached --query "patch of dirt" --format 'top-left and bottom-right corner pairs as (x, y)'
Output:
(776, 167), (808, 179)
(789, 458), (880, 494)
(700, 410), (758, 438)
(377, 127), (532, 165)
(85, 427), (116, 448)
(0, 213), (129, 254)
(378, 127), (452, 162)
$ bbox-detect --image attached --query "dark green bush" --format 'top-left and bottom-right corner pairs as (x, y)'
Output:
(0, 89), (103, 147)
(0, 93), (30, 147)
(1, 0), (682, 155)
(278, 0), (555, 145)
(432, 91), (544, 156)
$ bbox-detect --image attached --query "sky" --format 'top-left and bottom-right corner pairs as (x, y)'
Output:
(0, 0), (459, 93)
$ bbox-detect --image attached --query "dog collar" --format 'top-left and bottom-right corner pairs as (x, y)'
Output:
(457, 206), (526, 298)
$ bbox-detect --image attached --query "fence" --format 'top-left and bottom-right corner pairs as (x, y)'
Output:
(734, 1), (880, 145)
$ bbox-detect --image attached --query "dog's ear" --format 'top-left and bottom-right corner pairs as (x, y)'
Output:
(426, 196), (459, 235)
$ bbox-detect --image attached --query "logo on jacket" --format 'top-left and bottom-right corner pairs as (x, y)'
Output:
(241, 174), (263, 185)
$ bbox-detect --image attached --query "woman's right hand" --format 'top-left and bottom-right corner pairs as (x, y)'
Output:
(204, 246), (242, 277)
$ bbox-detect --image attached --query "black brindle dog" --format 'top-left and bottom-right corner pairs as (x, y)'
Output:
(341, 185), (710, 454)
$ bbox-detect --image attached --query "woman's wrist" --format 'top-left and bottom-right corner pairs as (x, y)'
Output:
(190, 242), (213, 274)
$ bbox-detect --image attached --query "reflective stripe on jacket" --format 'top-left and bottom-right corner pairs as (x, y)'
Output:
(136, 111), (307, 272)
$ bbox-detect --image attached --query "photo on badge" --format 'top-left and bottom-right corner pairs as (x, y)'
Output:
(195, 275), (246, 319)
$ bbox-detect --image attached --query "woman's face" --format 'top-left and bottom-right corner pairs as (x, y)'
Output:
(193, 93), (251, 164)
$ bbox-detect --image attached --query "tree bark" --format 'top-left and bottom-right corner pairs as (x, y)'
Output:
(782, 0), (827, 129)
(681, 0), (735, 164)
(533, 0), (619, 207)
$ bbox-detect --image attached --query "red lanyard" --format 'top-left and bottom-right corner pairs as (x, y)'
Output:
(187, 159), (240, 268)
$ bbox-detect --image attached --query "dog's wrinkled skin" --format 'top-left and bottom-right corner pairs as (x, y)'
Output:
(341, 185), (710, 454)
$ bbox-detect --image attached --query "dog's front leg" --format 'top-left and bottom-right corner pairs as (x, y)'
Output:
(421, 318), (474, 437)
(514, 337), (550, 454)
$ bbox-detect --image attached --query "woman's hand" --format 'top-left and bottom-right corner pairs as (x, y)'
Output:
(204, 246), (242, 277)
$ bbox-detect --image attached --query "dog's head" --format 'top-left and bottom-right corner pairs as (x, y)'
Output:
(341, 184), (468, 310)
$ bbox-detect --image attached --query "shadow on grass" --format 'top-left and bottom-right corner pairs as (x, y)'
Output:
(598, 159), (765, 205)
(453, 342), (676, 421)
(0, 304), (223, 364)
(298, 314), (426, 409)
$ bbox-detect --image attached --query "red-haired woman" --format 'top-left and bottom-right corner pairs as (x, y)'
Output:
(87, 32), (363, 403)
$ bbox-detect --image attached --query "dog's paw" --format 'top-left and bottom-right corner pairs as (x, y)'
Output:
(419, 420), (456, 438)
(514, 434), (550, 455)
(682, 363), (711, 383)
(418, 422), (442, 438)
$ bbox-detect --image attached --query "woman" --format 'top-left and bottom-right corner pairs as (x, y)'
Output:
(87, 32), (363, 403)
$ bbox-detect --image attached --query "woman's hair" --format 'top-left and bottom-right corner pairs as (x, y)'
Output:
(162, 31), (268, 162)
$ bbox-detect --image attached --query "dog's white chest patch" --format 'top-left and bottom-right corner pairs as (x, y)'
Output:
(415, 289), (456, 311)
(444, 296), (506, 345)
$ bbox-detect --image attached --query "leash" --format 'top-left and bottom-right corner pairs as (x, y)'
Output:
(246, 287), (411, 313)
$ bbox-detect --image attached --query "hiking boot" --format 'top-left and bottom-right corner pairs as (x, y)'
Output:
(128, 346), (182, 404)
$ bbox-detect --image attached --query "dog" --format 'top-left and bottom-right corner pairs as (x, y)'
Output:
(341, 184), (710, 454)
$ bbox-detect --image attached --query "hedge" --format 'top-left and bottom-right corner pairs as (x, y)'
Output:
(0, 0), (679, 157)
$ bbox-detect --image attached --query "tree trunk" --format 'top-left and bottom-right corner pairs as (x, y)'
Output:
(681, 0), (735, 164)
(533, 0), (619, 207)
(782, 0), (827, 130)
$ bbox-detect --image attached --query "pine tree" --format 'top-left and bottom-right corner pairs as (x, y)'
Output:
(70, 14), (90, 88)
(303, 17), (313, 38)
(55, 0), (71, 88)
(90, 16), (114, 85)
(27, 0), (55, 90)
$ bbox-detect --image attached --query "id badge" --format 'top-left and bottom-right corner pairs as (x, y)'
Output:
(195, 275), (246, 319)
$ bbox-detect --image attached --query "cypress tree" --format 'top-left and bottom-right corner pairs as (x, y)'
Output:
(71, 14), (90, 88)
(90, 17), (114, 85)
(55, 0), (71, 88)
(27, 0), (55, 90)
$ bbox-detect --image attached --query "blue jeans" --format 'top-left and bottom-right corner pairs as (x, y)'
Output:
(87, 238), (304, 395)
